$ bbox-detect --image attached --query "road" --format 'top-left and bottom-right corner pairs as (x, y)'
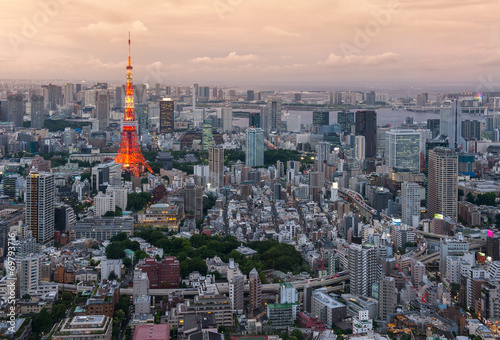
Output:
(57, 273), (350, 296)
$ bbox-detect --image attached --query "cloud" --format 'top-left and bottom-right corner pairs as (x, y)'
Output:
(190, 52), (259, 64)
(79, 20), (148, 39)
(319, 52), (399, 66)
(479, 51), (500, 66)
(261, 26), (301, 38)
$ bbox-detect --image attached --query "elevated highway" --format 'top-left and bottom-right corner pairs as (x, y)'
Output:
(57, 274), (350, 296)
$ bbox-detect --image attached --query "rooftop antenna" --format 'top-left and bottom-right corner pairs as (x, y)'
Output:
(128, 31), (131, 67)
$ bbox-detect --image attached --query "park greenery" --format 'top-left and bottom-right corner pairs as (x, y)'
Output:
(105, 231), (309, 281)
(44, 119), (90, 132)
(126, 192), (152, 211)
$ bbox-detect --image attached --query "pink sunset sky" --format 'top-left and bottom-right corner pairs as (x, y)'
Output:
(0, 0), (499, 88)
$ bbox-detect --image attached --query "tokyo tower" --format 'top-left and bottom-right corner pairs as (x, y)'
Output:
(114, 33), (153, 177)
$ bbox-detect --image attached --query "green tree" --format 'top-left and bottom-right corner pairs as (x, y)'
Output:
(51, 303), (67, 321)
(22, 293), (30, 299)
(291, 329), (304, 340)
(108, 270), (118, 281)
(32, 307), (53, 335)
(103, 210), (115, 217)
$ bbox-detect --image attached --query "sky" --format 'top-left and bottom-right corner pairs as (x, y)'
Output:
(1, 0), (500, 91)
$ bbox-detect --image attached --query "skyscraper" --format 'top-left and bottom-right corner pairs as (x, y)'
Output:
(159, 98), (174, 134)
(209, 146), (224, 189)
(428, 147), (458, 221)
(246, 128), (264, 167)
(462, 120), (481, 141)
(249, 112), (260, 128)
(315, 142), (331, 172)
(402, 182), (421, 227)
(202, 118), (213, 151)
(355, 136), (365, 161)
(249, 268), (262, 312)
(41, 83), (62, 111)
(218, 107), (233, 132)
(267, 96), (282, 132)
(229, 275), (244, 314)
(385, 129), (420, 172)
(31, 94), (45, 129)
(247, 90), (255, 101)
(338, 111), (355, 134)
(184, 182), (203, 221)
(7, 94), (24, 127)
(63, 83), (74, 105)
(348, 243), (378, 297)
(355, 110), (377, 158)
(313, 110), (329, 127)
(440, 99), (466, 149)
(427, 119), (440, 139)
(26, 171), (55, 246)
(96, 91), (110, 131)
(378, 276), (397, 322)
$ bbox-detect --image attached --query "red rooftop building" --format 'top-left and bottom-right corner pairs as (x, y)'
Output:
(137, 256), (180, 289)
(133, 324), (169, 340)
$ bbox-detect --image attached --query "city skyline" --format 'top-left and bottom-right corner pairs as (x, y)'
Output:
(1, 0), (500, 90)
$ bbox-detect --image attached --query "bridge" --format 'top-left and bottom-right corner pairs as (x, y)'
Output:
(416, 242), (485, 264)
(57, 274), (350, 296)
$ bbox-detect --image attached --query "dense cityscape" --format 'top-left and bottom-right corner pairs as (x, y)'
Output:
(3, 2), (500, 340)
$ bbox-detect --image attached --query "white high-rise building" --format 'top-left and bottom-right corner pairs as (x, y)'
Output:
(355, 136), (365, 161)
(94, 192), (115, 217)
(280, 282), (299, 304)
(26, 171), (55, 246)
(385, 129), (420, 172)
(18, 254), (41, 296)
(402, 182), (421, 227)
(106, 186), (128, 211)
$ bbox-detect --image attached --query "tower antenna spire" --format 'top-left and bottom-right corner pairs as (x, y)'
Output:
(128, 31), (131, 66)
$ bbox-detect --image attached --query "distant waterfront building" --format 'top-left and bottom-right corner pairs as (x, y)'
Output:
(266, 96), (282, 133)
(355, 110), (377, 158)
(313, 110), (329, 127)
(248, 112), (260, 128)
(159, 98), (174, 134)
(338, 111), (354, 134)
(440, 99), (466, 149)
(218, 107), (233, 132)
(385, 129), (420, 172)
(245, 128), (264, 167)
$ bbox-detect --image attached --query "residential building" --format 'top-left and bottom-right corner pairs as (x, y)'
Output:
(26, 171), (55, 246)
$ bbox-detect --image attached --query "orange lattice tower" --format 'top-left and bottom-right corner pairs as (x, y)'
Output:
(114, 33), (153, 177)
